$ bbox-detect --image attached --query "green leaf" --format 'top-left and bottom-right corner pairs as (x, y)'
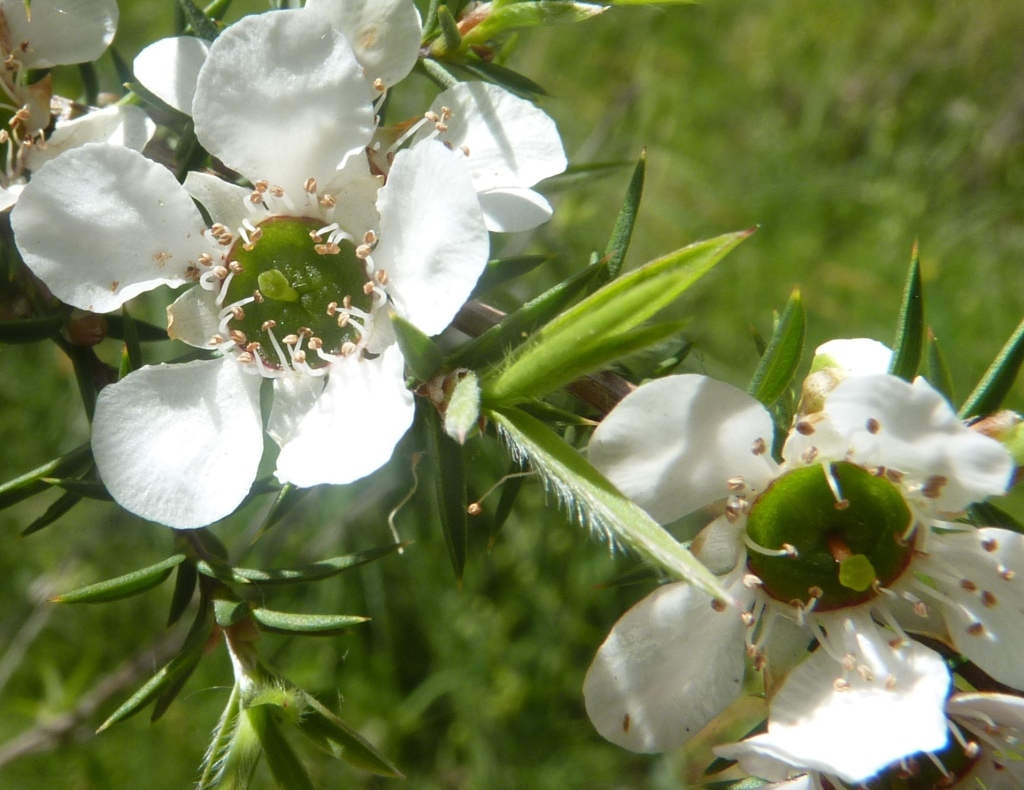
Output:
(0, 443), (91, 510)
(471, 254), (551, 297)
(119, 305), (143, 374)
(214, 598), (251, 628)
(444, 370), (481, 443)
(20, 491), (81, 536)
(416, 57), (460, 90)
(203, 0), (234, 22)
(389, 310), (443, 382)
(447, 57), (549, 98)
(79, 61), (99, 105)
(959, 315), (1024, 420)
(648, 339), (694, 379)
(41, 477), (112, 500)
(967, 502), (1024, 535)
(747, 289), (806, 408)
(248, 483), (306, 546)
(0, 315), (63, 343)
(461, 1), (606, 47)
(888, 247), (924, 381)
(594, 149), (646, 286)
(52, 554), (186, 604)
(482, 230), (753, 405)
(926, 328), (956, 404)
(297, 692), (404, 777)
(177, 0), (219, 40)
(197, 685), (252, 790)
(197, 543), (407, 586)
(421, 0), (442, 40)
(249, 707), (317, 790)
(251, 609), (369, 636)
(151, 657), (201, 723)
(432, 5), (463, 55)
(488, 407), (731, 601)
(424, 404), (469, 584)
(167, 560), (197, 627)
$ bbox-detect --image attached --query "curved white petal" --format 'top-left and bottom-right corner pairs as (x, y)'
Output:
(92, 358), (264, 529)
(712, 742), (807, 784)
(811, 338), (893, 377)
(305, 0), (421, 88)
(588, 375), (779, 524)
(752, 615), (950, 783)
(321, 157), (382, 242)
(779, 410), (848, 469)
(0, 185), (19, 212)
(478, 187), (553, 233)
(23, 105), (155, 171)
(183, 171), (251, 230)
(267, 374), (325, 448)
(948, 693), (1024, 788)
(825, 375), (1013, 512)
(167, 286), (222, 349)
(420, 82), (567, 192)
(133, 36), (211, 115)
(12, 145), (211, 312)
(2, 0), (117, 68)
(374, 140), (489, 336)
(192, 9), (375, 192)
(275, 346), (414, 487)
(583, 578), (749, 752)
(690, 514), (745, 575)
(923, 528), (1024, 689)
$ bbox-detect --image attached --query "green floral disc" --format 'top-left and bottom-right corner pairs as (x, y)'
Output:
(222, 217), (372, 367)
(746, 462), (914, 609)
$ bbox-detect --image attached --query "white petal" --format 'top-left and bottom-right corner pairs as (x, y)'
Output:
(23, 105), (155, 171)
(305, 0), (421, 88)
(12, 145), (211, 312)
(133, 36), (211, 115)
(320, 158), (382, 242)
(267, 374), (325, 448)
(2, 0), (117, 68)
(825, 375), (1013, 512)
(712, 741), (806, 784)
(690, 514), (744, 575)
(192, 9), (374, 191)
(183, 171), (251, 230)
(374, 140), (490, 336)
(583, 579), (749, 752)
(760, 612), (815, 697)
(924, 528), (1024, 689)
(166, 286), (221, 349)
(478, 187), (553, 233)
(92, 358), (264, 529)
(420, 82), (567, 192)
(588, 374), (779, 524)
(811, 338), (893, 377)
(948, 693), (1024, 788)
(274, 346), (414, 487)
(751, 614), (950, 783)
(0, 185), (19, 212)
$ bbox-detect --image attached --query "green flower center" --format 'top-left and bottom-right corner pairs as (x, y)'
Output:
(745, 462), (914, 610)
(221, 217), (373, 369)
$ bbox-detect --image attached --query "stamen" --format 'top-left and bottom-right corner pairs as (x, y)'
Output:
(743, 535), (797, 558)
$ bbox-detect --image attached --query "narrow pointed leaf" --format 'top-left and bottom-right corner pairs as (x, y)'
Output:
(177, 0), (219, 40)
(926, 329), (956, 404)
(417, 58), (459, 90)
(298, 692), (404, 777)
(250, 707), (317, 790)
(390, 310), (443, 382)
(471, 255), (551, 297)
(488, 406), (731, 602)
(52, 554), (186, 603)
(41, 477), (112, 500)
(421, 0), (442, 40)
(21, 491), (81, 536)
(444, 371), (481, 444)
(168, 560), (197, 626)
(248, 483), (305, 546)
(448, 58), (549, 98)
(0, 443), (91, 510)
(888, 249), (924, 381)
(203, 0), (233, 20)
(461, 2), (606, 47)
(120, 305), (143, 372)
(649, 339), (693, 379)
(959, 316), (1024, 419)
(595, 149), (646, 286)
(0, 315), (63, 343)
(483, 230), (753, 405)
(151, 657), (201, 722)
(251, 609), (369, 635)
(747, 289), (806, 408)
(197, 543), (407, 586)
(968, 502), (1024, 535)
(433, 5), (463, 55)
(424, 404), (468, 584)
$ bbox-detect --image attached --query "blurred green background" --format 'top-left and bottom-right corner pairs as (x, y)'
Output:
(2, 0), (1023, 788)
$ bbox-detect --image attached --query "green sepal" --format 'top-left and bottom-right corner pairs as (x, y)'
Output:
(446, 57), (549, 98)
(64, 343), (103, 421)
(926, 329), (956, 404)
(52, 554), (186, 604)
(460, 2), (605, 48)
(79, 61), (99, 105)
(203, 0), (233, 21)
(167, 560), (197, 627)
(196, 543), (407, 586)
(518, 399), (598, 427)
(431, 5), (463, 56)
(424, 403), (468, 584)
(648, 339), (694, 379)
(482, 230), (753, 406)
(594, 149), (646, 287)
(450, 255), (600, 370)
(747, 289), (805, 408)
(250, 609), (369, 636)
(471, 254), (551, 297)
(967, 502), (1024, 535)
(174, 118), (209, 182)
(248, 483), (305, 546)
(0, 443), (91, 510)
(416, 57), (459, 90)
(296, 692), (404, 777)
(120, 305), (143, 372)
(959, 316), (1024, 420)
(197, 685), (254, 790)
(390, 310), (443, 382)
(249, 706), (317, 790)
(888, 248), (924, 381)
(214, 598), (251, 629)
(97, 597), (214, 732)
(177, 0), (219, 40)
(151, 657), (201, 723)
(0, 315), (63, 343)
(488, 406), (731, 601)
(445, 371), (481, 443)
(41, 477), (112, 500)
(20, 491), (81, 536)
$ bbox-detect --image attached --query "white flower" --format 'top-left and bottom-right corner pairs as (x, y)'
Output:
(716, 692), (1024, 789)
(582, 371), (1015, 781)
(12, 9), (490, 529)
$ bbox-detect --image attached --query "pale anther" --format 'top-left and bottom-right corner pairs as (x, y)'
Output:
(209, 334), (223, 345)
(252, 290), (264, 303)
(229, 329), (247, 345)
(326, 302), (338, 316)
(356, 244), (372, 259)
(921, 474), (948, 499)
(375, 269), (389, 286)
(261, 320), (276, 331)
(362, 282), (375, 295)
(308, 337), (323, 350)
(304, 177), (317, 193)
(282, 334), (299, 345)
(726, 476), (745, 491)
(341, 341), (357, 356)
(198, 253), (214, 267)
(293, 350), (306, 364)
(866, 417), (881, 434)
(424, 111), (439, 123)
(982, 591), (997, 608)
(834, 679), (852, 692)
(319, 194), (336, 208)
(237, 351), (254, 364)
(269, 185), (285, 198)
(460, 145), (470, 156)
(751, 437), (767, 455)
(363, 230), (377, 245)
(253, 180), (268, 193)
(213, 265), (229, 280)
(710, 599), (727, 612)
(982, 537), (999, 552)
(884, 675), (897, 690)
(249, 191), (263, 204)
(373, 77), (385, 92)
(966, 622), (985, 636)
(960, 579), (978, 592)
(228, 261), (244, 274)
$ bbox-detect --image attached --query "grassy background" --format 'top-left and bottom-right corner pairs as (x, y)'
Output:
(1, 0), (1023, 788)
